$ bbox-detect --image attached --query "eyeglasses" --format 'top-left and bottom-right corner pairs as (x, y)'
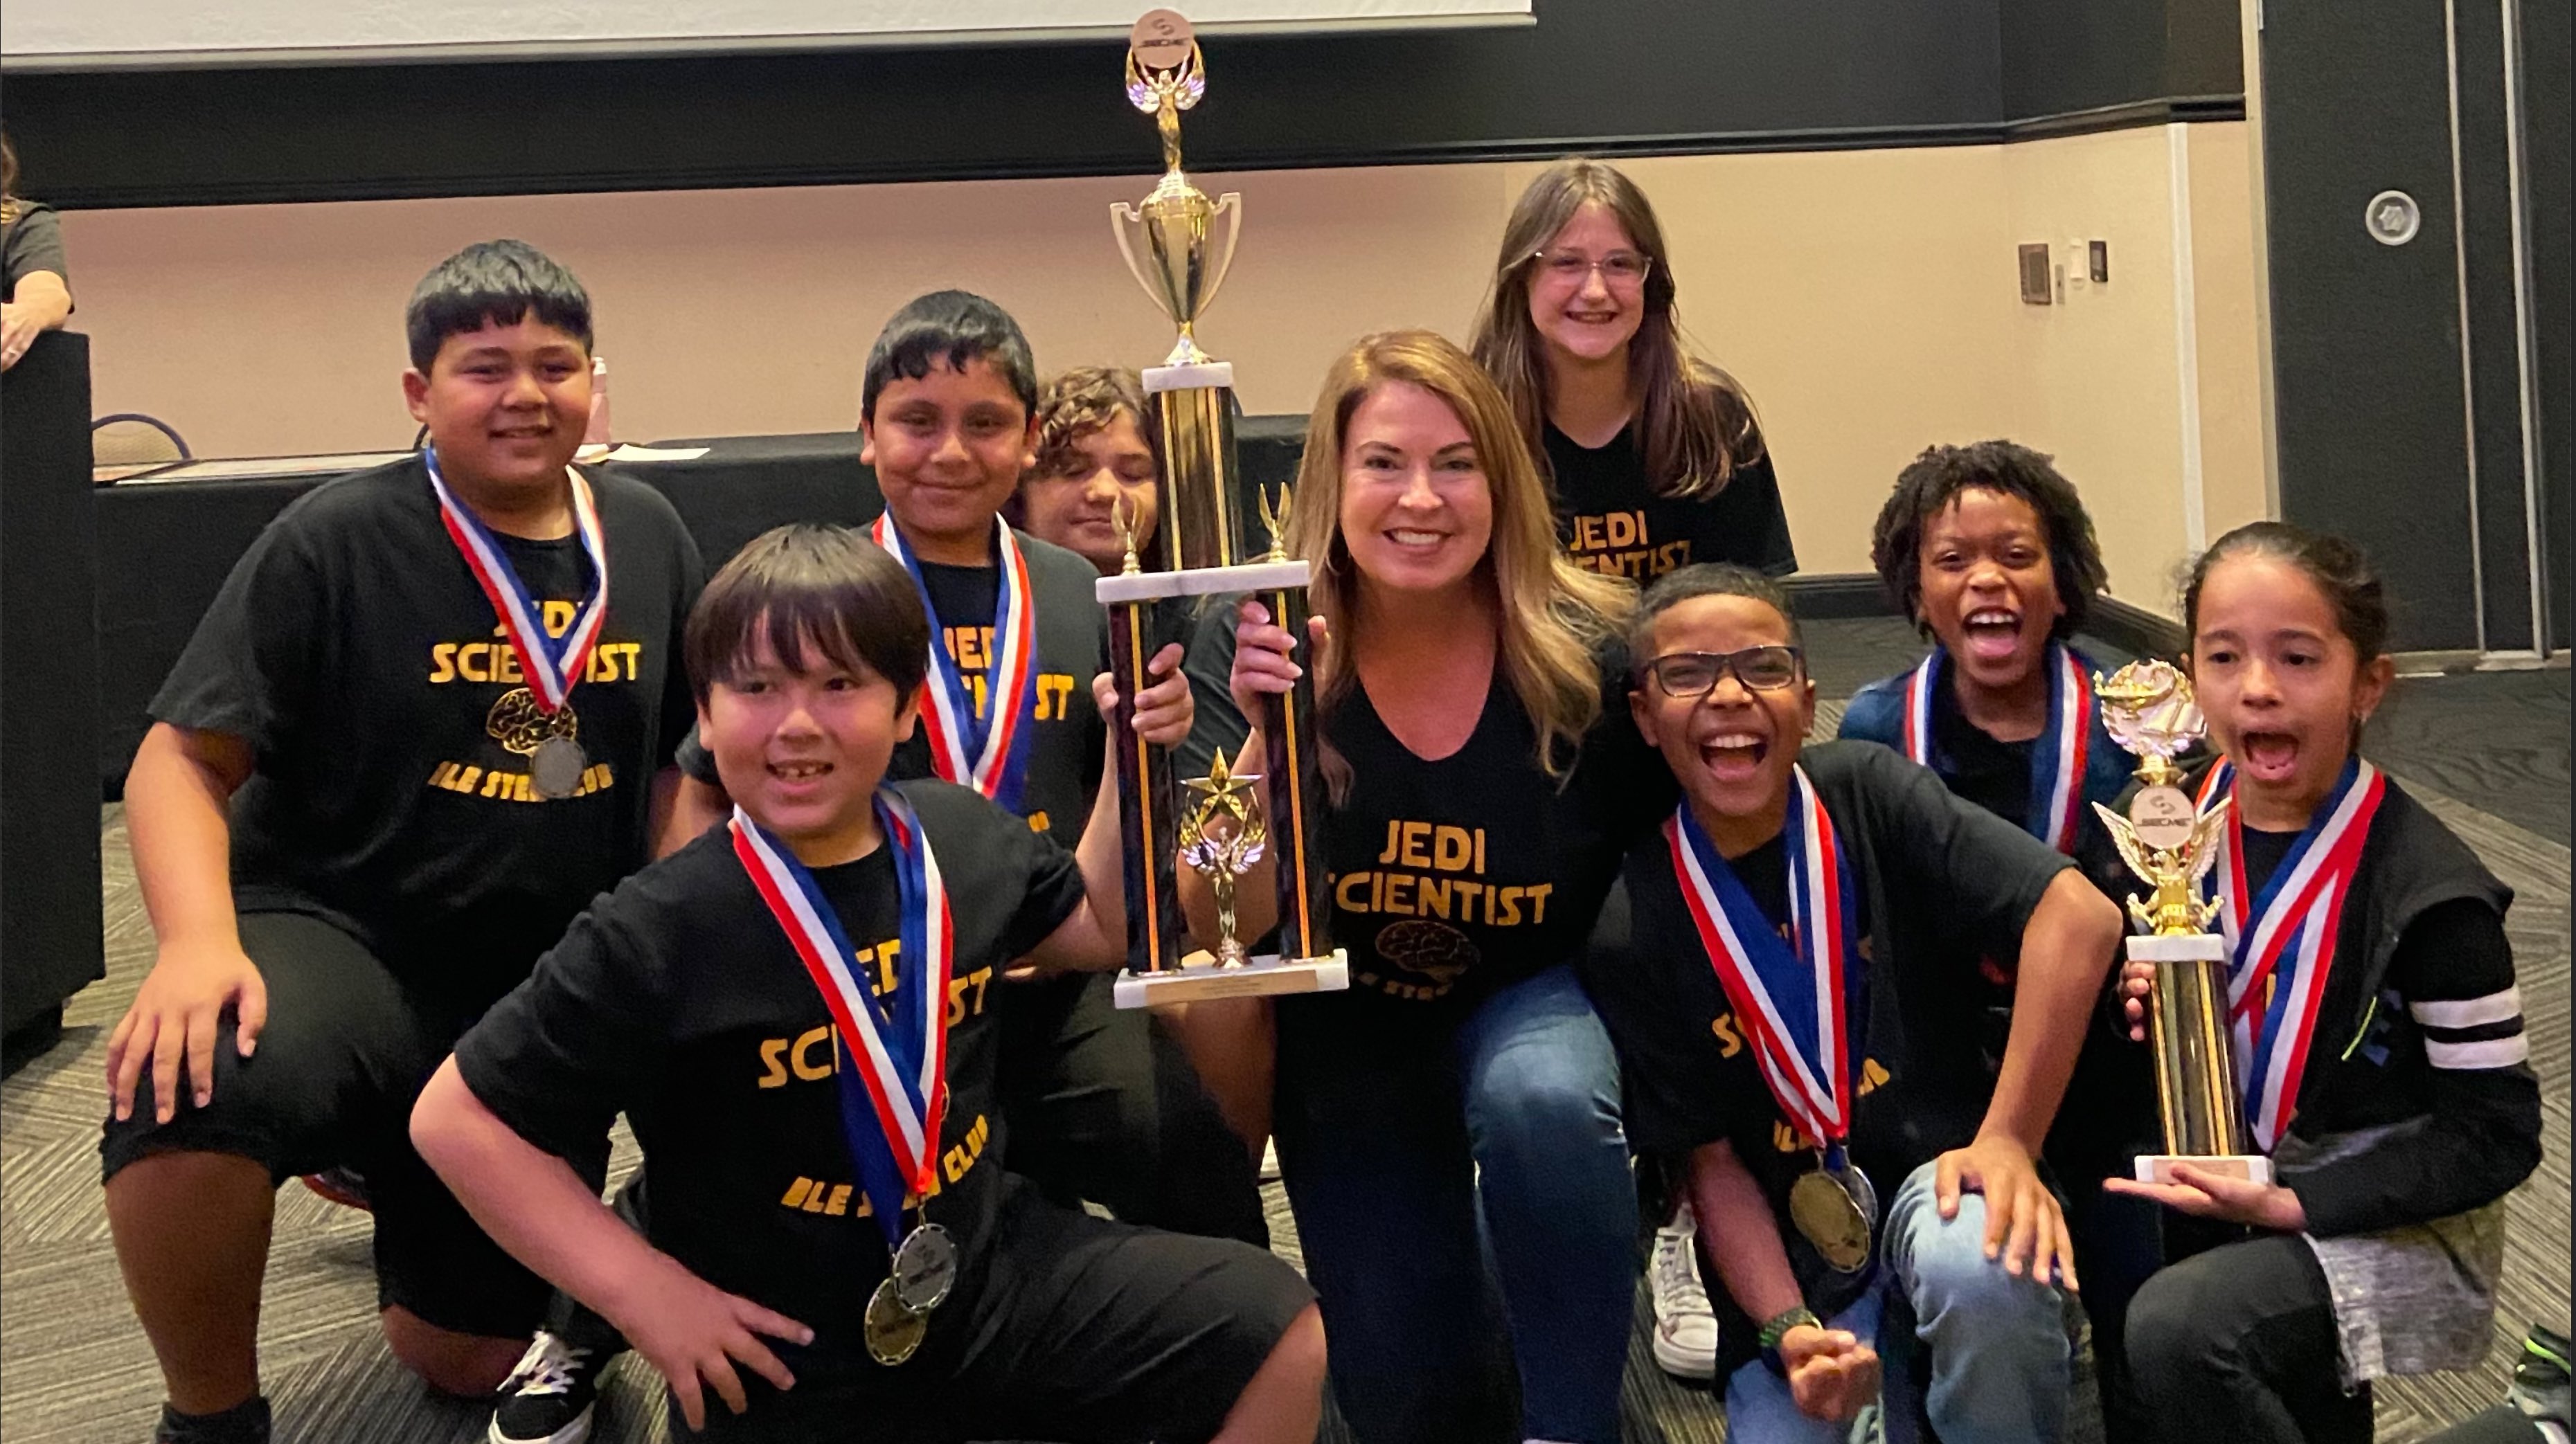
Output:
(1530, 249), (1653, 288)
(1643, 646), (1805, 698)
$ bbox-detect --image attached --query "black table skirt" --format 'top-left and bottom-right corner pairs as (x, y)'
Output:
(94, 419), (1308, 794)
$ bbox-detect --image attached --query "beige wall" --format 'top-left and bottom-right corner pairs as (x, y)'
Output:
(59, 127), (2271, 605)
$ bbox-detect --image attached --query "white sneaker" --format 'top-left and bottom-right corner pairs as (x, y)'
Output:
(1648, 1197), (1719, 1381)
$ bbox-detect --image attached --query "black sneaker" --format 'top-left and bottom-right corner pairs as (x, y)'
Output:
(2513, 1323), (2572, 1426)
(489, 1332), (598, 1444)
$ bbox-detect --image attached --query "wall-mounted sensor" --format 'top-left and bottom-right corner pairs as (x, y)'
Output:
(2019, 243), (2052, 305)
(2088, 240), (2109, 283)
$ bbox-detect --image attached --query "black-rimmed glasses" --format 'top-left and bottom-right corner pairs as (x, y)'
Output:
(1643, 646), (1805, 698)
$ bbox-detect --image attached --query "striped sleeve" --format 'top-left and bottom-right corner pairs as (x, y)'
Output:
(2395, 899), (2529, 1072)
(2412, 984), (2530, 1070)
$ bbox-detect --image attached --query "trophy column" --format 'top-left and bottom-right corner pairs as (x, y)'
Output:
(2091, 660), (2273, 1186)
(1102, 9), (1348, 1009)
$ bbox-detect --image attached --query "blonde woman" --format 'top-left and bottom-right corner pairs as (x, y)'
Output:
(1177, 331), (1673, 1443)
(1470, 157), (1792, 583)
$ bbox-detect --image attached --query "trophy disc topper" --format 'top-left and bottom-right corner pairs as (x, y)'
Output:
(1113, 9), (1243, 369)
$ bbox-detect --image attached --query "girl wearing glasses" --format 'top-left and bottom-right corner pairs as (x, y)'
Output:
(1183, 330), (1674, 1444)
(1469, 157), (1795, 584)
(1590, 562), (2122, 1442)
(1836, 441), (2165, 1438)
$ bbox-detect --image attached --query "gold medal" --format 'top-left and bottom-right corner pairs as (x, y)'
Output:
(863, 1277), (927, 1366)
(1789, 1165), (1875, 1274)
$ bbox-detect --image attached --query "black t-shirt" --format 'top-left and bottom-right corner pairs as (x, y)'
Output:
(1929, 678), (2032, 826)
(149, 456), (704, 1007)
(1545, 422), (1797, 580)
(1310, 660), (1672, 1025)
(1585, 741), (2074, 1375)
(682, 525), (1107, 840)
(3, 202), (68, 301)
(455, 779), (1086, 1346)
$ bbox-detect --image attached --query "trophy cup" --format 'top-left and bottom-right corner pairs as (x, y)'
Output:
(1101, 10), (1348, 1008)
(2090, 660), (2272, 1186)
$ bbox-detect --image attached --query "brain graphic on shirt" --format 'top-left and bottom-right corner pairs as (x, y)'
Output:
(485, 687), (580, 757)
(1375, 919), (1479, 986)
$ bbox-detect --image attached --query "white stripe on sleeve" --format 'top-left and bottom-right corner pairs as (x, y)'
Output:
(2425, 1034), (2530, 1070)
(2410, 987), (2523, 1029)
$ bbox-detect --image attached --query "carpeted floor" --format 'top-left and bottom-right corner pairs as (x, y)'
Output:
(3, 621), (2564, 1443)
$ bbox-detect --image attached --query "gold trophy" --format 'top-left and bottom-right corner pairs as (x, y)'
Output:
(2091, 660), (2272, 1186)
(1102, 10), (1346, 1008)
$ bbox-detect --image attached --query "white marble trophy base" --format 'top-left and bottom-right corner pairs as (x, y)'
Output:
(1097, 559), (1311, 606)
(1113, 948), (1350, 1008)
(2134, 1153), (2273, 1186)
(2127, 932), (2230, 962)
(1142, 361), (1237, 395)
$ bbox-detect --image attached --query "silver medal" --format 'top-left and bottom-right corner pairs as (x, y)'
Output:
(530, 735), (589, 800)
(891, 1222), (958, 1314)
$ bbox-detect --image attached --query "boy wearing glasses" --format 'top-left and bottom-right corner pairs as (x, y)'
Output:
(1582, 565), (2122, 1441)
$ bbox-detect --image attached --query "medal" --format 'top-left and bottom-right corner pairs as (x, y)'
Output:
(2200, 757), (2386, 1150)
(733, 790), (958, 1355)
(1900, 642), (2093, 853)
(530, 733), (589, 800)
(425, 449), (611, 795)
(890, 1222), (958, 1313)
(870, 513), (1037, 812)
(1789, 1160), (1875, 1273)
(863, 1277), (928, 1366)
(1670, 770), (1877, 1267)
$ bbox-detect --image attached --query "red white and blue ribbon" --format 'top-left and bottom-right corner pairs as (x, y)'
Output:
(732, 791), (954, 1249)
(870, 514), (1036, 813)
(1899, 643), (2091, 854)
(2199, 756), (2386, 1153)
(1667, 768), (1868, 1157)
(424, 449), (609, 714)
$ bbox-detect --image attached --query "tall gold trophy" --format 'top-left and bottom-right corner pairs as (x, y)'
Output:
(1102, 9), (1348, 1008)
(2091, 660), (2273, 1186)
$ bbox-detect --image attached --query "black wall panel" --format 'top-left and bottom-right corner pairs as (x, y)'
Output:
(0, 0), (2246, 210)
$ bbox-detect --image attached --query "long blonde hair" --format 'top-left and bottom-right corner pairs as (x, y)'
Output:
(1469, 157), (1764, 501)
(1285, 330), (1634, 784)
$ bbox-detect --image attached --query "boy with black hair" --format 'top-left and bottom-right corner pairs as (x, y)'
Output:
(99, 239), (704, 1444)
(1837, 440), (2164, 1435)
(1586, 563), (2124, 1441)
(413, 523), (1323, 1443)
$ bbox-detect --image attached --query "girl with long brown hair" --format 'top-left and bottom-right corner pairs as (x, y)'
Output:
(1470, 157), (1793, 584)
(1178, 330), (1674, 1443)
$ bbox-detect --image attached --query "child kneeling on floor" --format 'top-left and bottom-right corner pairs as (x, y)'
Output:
(412, 523), (1323, 1442)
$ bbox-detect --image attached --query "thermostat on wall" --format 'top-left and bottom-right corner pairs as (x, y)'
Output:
(2018, 243), (2052, 305)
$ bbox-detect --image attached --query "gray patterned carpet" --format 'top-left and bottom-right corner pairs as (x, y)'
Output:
(3, 627), (2564, 1443)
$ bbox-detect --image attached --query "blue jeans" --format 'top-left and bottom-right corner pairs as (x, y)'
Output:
(1724, 1162), (2074, 1444)
(1273, 965), (1637, 1444)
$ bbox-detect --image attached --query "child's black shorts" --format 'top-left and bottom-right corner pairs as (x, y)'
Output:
(97, 911), (602, 1339)
(694, 1171), (1316, 1443)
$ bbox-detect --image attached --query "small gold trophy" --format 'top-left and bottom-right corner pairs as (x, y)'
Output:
(1102, 10), (1347, 1008)
(2091, 660), (2272, 1186)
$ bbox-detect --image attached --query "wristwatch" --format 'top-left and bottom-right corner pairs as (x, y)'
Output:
(1758, 1306), (1823, 1378)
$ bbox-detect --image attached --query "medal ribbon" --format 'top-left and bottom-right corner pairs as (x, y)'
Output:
(1898, 644), (2090, 853)
(1667, 767), (1867, 1153)
(2198, 756), (2384, 1151)
(731, 791), (954, 1251)
(423, 449), (609, 713)
(871, 514), (1037, 812)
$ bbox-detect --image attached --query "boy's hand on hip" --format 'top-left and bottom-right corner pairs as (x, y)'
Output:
(1934, 1134), (2077, 1292)
(611, 1254), (811, 1432)
(107, 939), (268, 1123)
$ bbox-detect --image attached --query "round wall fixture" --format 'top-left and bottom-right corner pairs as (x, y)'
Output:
(2365, 190), (2422, 246)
